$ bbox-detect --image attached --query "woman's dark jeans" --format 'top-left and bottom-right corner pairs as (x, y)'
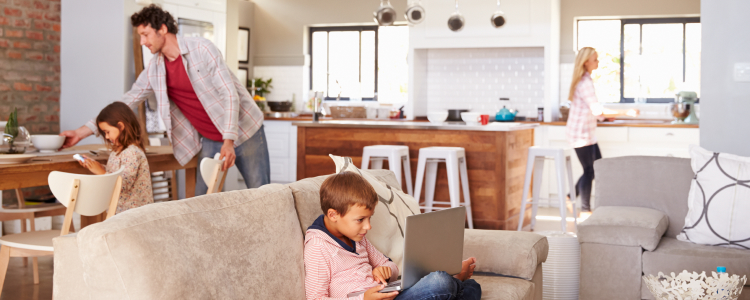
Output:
(574, 143), (602, 211)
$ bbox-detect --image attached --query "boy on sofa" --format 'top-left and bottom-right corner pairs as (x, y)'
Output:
(304, 171), (481, 300)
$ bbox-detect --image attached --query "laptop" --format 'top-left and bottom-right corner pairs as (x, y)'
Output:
(348, 207), (466, 296)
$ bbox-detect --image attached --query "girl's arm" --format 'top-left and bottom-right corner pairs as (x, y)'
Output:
(579, 79), (638, 118)
(117, 146), (144, 193)
(78, 155), (106, 175)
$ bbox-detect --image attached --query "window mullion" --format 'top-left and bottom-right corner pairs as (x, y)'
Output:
(682, 22), (686, 83)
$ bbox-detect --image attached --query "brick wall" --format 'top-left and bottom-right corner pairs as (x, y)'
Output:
(0, 0), (60, 134)
(1, 0), (61, 205)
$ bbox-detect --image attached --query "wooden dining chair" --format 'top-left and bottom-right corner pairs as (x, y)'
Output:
(200, 153), (227, 195)
(0, 167), (124, 296)
(0, 190), (69, 279)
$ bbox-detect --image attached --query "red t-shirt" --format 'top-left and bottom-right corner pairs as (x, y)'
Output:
(164, 55), (223, 142)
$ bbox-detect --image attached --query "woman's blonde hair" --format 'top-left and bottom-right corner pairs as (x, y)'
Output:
(568, 47), (597, 101)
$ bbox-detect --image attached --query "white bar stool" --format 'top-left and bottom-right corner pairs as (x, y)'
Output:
(361, 145), (414, 196)
(517, 146), (578, 232)
(413, 147), (473, 229)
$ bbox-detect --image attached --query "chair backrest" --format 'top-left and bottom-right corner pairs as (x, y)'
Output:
(49, 166), (125, 216)
(594, 156), (693, 238)
(200, 153), (226, 194)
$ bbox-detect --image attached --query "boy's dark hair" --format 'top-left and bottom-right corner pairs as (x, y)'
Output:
(131, 4), (178, 34)
(320, 171), (378, 216)
(96, 102), (145, 154)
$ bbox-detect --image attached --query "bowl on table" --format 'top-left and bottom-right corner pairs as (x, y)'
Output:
(427, 111), (448, 124)
(460, 112), (482, 126)
(30, 135), (65, 153)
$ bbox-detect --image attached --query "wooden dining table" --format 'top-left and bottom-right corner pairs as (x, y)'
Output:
(0, 144), (198, 228)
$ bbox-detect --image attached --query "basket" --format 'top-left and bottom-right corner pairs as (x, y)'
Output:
(643, 271), (747, 300)
(329, 106), (367, 119)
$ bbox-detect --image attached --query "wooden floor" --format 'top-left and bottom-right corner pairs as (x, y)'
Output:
(0, 257), (53, 300)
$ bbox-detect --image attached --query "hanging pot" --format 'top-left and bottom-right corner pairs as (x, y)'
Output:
(405, 0), (425, 25)
(490, 0), (506, 28)
(374, 0), (397, 26)
(447, 0), (464, 32)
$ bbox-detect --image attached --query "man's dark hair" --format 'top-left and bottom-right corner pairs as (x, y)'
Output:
(131, 4), (178, 34)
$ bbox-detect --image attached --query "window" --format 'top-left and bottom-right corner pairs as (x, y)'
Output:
(576, 17), (701, 103)
(309, 25), (409, 103)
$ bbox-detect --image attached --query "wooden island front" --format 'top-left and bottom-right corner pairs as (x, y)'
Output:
(295, 121), (536, 230)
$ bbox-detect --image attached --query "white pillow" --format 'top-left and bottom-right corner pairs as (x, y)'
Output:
(329, 154), (421, 269)
(677, 145), (750, 250)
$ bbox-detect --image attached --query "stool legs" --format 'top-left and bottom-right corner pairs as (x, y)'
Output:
(530, 157), (545, 230)
(402, 155), (414, 196)
(518, 155), (545, 231)
(414, 156), (427, 209)
(554, 153), (569, 232)
(566, 156), (578, 229)
(388, 152), (403, 190)
(361, 154), (372, 169)
(424, 160), (438, 212)
(458, 157), (473, 229)
(445, 155), (460, 211)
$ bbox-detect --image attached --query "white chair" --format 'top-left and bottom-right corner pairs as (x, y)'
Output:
(413, 147), (473, 229)
(0, 190), (69, 275)
(516, 146), (578, 232)
(361, 145), (414, 196)
(0, 167), (124, 295)
(200, 153), (227, 195)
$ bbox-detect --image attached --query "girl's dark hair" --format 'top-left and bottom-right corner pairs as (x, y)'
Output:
(96, 102), (144, 153)
(131, 4), (178, 34)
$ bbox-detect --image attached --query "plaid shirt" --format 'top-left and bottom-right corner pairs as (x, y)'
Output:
(86, 35), (264, 165)
(566, 73), (603, 148)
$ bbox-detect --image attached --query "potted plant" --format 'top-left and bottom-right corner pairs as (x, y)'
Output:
(1, 108), (30, 154)
(251, 77), (273, 112)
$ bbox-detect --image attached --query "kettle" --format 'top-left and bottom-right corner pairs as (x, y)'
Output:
(495, 98), (517, 122)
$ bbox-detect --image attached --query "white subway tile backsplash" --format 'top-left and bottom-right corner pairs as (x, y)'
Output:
(424, 47), (545, 117)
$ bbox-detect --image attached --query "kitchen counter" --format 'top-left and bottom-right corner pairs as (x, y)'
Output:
(293, 120), (538, 131)
(295, 120), (535, 230)
(517, 120), (699, 128)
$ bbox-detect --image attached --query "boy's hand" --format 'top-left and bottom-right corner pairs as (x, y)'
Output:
(78, 155), (106, 175)
(372, 266), (392, 284)
(363, 284), (398, 300)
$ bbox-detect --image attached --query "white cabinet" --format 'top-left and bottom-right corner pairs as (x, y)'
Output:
(533, 125), (699, 207)
(223, 120), (298, 191)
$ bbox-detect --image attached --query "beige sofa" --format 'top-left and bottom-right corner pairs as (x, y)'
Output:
(53, 170), (549, 300)
(578, 156), (750, 300)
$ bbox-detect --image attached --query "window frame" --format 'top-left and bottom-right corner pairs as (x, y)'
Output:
(576, 17), (701, 103)
(308, 25), (379, 101)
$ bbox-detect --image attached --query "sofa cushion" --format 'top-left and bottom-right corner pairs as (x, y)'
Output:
(473, 275), (534, 300)
(75, 184), (306, 299)
(677, 145), (750, 249)
(594, 156), (692, 238)
(288, 169), (403, 234)
(329, 155), (421, 271)
(464, 229), (548, 280)
(578, 206), (669, 251)
(642, 237), (750, 282)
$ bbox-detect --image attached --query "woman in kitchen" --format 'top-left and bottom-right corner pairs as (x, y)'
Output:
(566, 47), (635, 216)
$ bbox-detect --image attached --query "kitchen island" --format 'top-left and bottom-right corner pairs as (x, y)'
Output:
(294, 120), (537, 230)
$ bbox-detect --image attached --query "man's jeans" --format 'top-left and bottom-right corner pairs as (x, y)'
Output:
(395, 271), (481, 300)
(195, 125), (271, 196)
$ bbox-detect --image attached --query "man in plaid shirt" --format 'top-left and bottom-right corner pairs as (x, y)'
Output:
(61, 5), (269, 194)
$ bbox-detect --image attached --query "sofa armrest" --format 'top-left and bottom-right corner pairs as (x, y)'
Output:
(577, 206), (669, 251)
(463, 229), (548, 280)
(52, 233), (91, 300)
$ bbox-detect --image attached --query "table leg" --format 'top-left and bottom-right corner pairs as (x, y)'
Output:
(185, 167), (196, 199)
(15, 189), (28, 267)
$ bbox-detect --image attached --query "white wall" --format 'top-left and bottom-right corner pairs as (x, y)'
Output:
(60, 0), (139, 144)
(423, 47), (545, 118)
(407, 0), (560, 120)
(700, 0), (750, 156)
